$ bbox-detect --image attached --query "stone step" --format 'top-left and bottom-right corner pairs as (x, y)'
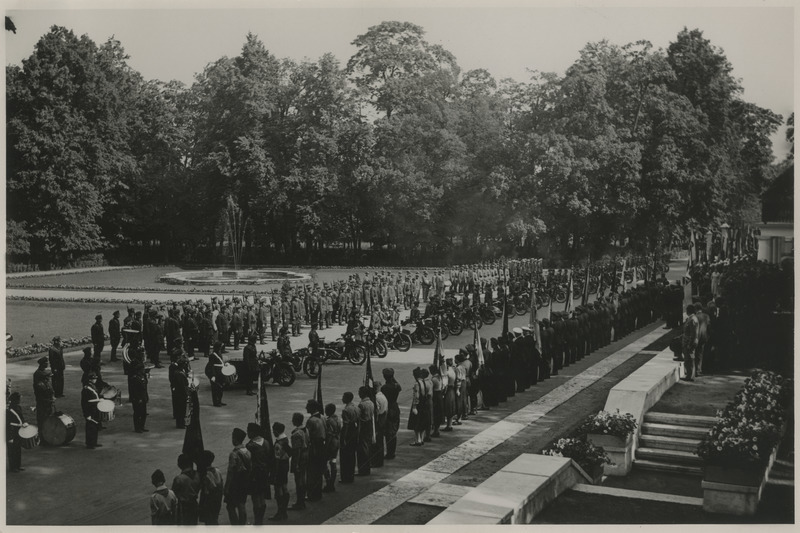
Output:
(633, 459), (703, 476)
(643, 411), (717, 428)
(639, 434), (702, 453)
(636, 447), (703, 465)
(641, 422), (711, 440)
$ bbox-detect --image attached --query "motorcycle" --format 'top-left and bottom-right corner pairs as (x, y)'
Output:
(384, 325), (412, 352)
(256, 350), (296, 387)
(365, 329), (389, 358)
(401, 318), (435, 345)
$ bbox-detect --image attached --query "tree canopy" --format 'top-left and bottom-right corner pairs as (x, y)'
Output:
(6, 24), (784, 267)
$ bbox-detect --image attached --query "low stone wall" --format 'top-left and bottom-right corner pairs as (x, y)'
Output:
(602, 346), (679, 453)
(428, 454), (591, 525)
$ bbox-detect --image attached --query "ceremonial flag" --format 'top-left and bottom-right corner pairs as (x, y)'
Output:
(610, 259), (618, 294)
(474, 323), (485, 367)
(434, 325), (444, 367)
(314, 360), (323, 414)
(182, 384), (204, 466)
(501, 288), (510, 338)
(529, 286), (542, 354)
(619, 259), (627, 291)
(363, 345), (377, 444)
(581, 260), (591, 306)
(564, 269), (573, 313)
(256, 366), (273, 443)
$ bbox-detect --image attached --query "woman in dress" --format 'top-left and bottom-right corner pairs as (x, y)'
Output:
(428, 364), (444, 438)
(406, 367), (429, 446)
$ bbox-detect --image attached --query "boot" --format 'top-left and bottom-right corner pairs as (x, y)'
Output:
(290, 488), (306, 510)
(254, 505), (266, 525)
(269, 496), (287, 521)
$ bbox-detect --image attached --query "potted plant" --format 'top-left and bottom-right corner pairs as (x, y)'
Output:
(697, 370), (790, 515)
(542, 437), (610, 484)
(580, 410), (637, 476)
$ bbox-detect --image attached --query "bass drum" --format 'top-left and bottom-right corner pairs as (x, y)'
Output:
(41, 413), (76, 446)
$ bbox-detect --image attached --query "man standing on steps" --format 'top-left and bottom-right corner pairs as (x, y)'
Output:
(681, 304), (699, 382)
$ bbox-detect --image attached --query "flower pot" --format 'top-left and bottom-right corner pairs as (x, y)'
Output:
(703, 464), (764, 486)
(588, 433), (633, 477)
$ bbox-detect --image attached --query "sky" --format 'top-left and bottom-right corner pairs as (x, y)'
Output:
(3, 0), (796, 159)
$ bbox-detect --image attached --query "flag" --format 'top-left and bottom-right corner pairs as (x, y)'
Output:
(564, 269), (573, 313)
(619, 259), (627, 291)
(314, 360), (323, 414)
(581, 260), (591, 306)
(182, 385), (204, 466)
(256, 366), (273, 444)
(501, 288), (510, 338)
(611, 259), (618, 294)
(434, 326), (444, 367)
(363, 345), (377, 444)
(529, 287), (542, 354)
(474, 323), (485, 367)
(631, 261), (638, 287)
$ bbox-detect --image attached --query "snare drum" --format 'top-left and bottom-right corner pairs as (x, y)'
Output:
(17, 425), (40, 449)
(101, 385), (121, 406)
(41, 414), (76, 446)
(97, 399), (116, 422)
(221, 364), (237, 386)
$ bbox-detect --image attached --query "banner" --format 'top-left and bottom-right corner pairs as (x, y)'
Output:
(182, 387), (204, 465)
(256, 366), (273, 444)
(564, 269), (573, 313)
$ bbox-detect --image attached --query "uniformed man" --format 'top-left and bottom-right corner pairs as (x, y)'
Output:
(129, 359), (150, 433)
(205, 342), (225, 407)
(246, 422), (272, 525)
(109, 311), (121, 362)
(243, 335), (259, 396)
(33, 356), (55, 429)
(81, 372), (102, 448)
(169, 355), (190, 429)
(356, 386), (375, 476)
(305, 400), (327, 502)
(290, 413), (309, 510)
(91, 314), (105, 360)
(48, 336), (66, 398)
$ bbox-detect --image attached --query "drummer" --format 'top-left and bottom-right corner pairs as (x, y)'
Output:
(205, 342), (225, 407)
(81, 373), (103, 449)
(6, 392), (28, 472)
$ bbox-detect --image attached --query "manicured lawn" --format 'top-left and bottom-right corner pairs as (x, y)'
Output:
(7, 265), (432, 292)
(6, 300), (126, 349)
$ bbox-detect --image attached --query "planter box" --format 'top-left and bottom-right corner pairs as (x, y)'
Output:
(588, 433), (633, 477)
(701, 441), (780, 516)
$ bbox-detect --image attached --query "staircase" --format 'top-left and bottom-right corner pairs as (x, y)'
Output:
(634, 411), (716, 475)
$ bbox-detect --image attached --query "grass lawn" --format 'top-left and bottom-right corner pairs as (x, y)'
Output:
(7, 266), (434, 293)
(5, 300), (128, 349)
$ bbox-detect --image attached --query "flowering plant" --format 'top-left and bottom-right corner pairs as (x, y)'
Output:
(542, 437), (611, 473)
(578, 410), (637, 438)
(697, 370), (791, 467)
(6, 335), (107, 359)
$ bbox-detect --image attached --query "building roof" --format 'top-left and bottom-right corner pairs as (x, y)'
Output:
(762, 164), (793, 224)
